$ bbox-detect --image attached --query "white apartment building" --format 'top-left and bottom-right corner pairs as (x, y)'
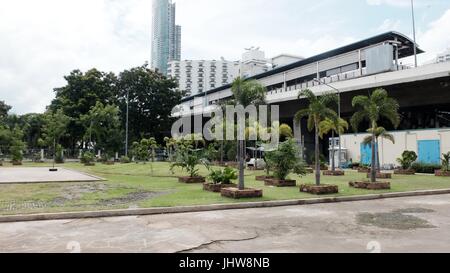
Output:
(168, 48), (303, 96)
(168, 58), (240, 96)
(436, 48), (450, 63)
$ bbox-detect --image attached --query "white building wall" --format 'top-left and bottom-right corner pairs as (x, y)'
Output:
(341, 128), (450, 166)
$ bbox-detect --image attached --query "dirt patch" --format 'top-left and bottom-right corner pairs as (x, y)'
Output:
(357, 208), (436, 230)
(97, 191), (172, 206)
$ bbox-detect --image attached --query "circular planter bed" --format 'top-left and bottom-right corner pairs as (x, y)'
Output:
(11, 161), (23, 166)
(300, 184), (339, 195)
(255, 175), (274, 181)
(84, 163), (96, 166)
(221, 187), (263, 199)
(394, 169), (415, 175)
(323, 170), (345, 176)
(178, 176), (206, 184)
(103, 161), (115, 165)
(203, 183), (237, 193)
(349, 181), (391, 190)
(0, 162), (3, 166)
(435, 170), (450, 177)
(366, 173), (392, 179)
(264, 179), (297, 187)
(305, 168), (314, 174)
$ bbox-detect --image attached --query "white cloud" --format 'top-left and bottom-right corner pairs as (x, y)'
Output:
(0, 0), (151, 114)
(366, 0), (415, 7)
(417, 9), (450, 62)
(375, 19), (402, 32)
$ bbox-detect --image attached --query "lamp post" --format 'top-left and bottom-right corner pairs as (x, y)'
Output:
(125, 90), (129, 157)
(313, 78), (342, 169)
(411, 0), (418, 67)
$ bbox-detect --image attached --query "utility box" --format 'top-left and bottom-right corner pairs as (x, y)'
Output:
(366, 44), (394, 75)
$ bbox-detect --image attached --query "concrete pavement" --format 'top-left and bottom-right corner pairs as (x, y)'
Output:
(1, 194), (450, 253)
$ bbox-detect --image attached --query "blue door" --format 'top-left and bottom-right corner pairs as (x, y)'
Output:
(361, 143), (377, 166)
(418, 140), (441, 164)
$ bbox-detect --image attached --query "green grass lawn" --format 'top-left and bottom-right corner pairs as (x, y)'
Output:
(0, 161), (449, 216)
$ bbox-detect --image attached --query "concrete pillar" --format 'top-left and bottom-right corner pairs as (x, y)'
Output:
(293, 118), (304, 159)
(115, 152), (119, 160)
(97, 150), (101, 158)
(40, 149), (45, 161)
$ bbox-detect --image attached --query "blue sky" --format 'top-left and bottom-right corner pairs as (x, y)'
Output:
(1, 0), (450, 114)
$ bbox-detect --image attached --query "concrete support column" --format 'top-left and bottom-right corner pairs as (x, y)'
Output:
(40, 149), (45, 161)
(293, 118), (304, 159)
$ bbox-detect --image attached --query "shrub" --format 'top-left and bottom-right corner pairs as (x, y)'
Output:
(171, 147), (208, 178)
(81, 151), (95, 164)
(120, 156), (131, 164)
(442, 152), (450, 172)
(265, 139), (307, 180)
(411, 162), (441, 174)
(55, 144), (64, 164)
(397, 151), (418, 170)
(208, 167), (238, 184)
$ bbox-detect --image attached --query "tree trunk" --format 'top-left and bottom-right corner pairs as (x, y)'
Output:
(220, 141), (224, 165)
(376, 138), (381, 173)
(331, 131), (335, 172)
(238, 139), (245, 190)
(370, 123), (377, 183)
(315, 120), (321, 186)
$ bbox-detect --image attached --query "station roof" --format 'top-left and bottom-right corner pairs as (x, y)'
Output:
(181, 31), (424, 103)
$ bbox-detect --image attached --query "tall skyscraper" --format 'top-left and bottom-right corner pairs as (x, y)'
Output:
(151, 0), (181, 74)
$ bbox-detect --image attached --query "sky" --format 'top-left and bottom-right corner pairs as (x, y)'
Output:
(1, 0), (450, 114)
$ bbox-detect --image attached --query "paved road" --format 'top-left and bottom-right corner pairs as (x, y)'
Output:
(0, 167), (101, 184)
(1, 194), (450, 253)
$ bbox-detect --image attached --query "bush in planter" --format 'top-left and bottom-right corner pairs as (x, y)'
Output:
(120, 156), (131, 164)
(396, 151), (417, 171)
(81, 151), (95, 165)
(205, 167), (238, 192)
(436, 152), (450, 176)
(208, 167), (238, 184)
(171, 146), (209, 182)
(265, 139), (307, 186)
(411, 162), (441, 174)
(396, 151), (417, 174)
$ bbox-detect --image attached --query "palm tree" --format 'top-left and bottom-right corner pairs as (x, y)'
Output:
(351, 88), (400, 182)
(319, 117), (349, 172)
(295, 89), (338, 186)
(231, 77), (267, 190)
(362, 127), (395, 173)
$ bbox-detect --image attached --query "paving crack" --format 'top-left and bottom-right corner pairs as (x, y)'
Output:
(176, 232), (260, 253)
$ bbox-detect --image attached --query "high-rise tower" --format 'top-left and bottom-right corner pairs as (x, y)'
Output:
(151, 0), (181, 74)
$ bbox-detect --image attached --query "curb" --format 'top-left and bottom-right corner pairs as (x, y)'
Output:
(1, 188), (450, 223)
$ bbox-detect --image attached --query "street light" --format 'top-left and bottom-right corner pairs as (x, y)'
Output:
(411, 0), (418, 67)
(313, 78), (342, 169)
(125, 90), (129, 157)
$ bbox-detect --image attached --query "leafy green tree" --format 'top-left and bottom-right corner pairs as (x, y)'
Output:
(265, 139), (307, 180)
(0, 101), (11, 121)
(117, 65), (183, 143)
(42, 109), (71, 162)
(49, 69), (119, 149)
(81, 102), (122, 161)
(295, 89), (338, 186)
(351, 89), (400, 182)
(231, 77), (267, 190)
(9, 128), (26, 163)
(319, 117), (349, 172)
